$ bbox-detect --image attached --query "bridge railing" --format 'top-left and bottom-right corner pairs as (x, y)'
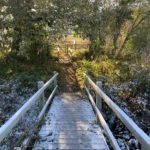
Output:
(84, 73), (150, 150)
(0, 72), (59, 143)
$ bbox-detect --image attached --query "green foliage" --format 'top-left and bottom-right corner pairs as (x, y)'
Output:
(0, 0), (150, 97)
(72, 48), (89, 60)
(0, 52), (54, 81)
(76, 55), (122, 87)
(0, 0), (70, 62)
(19, 22), (52, 62)
(76, 51), (150, 92)
(1, 0), (149, 61)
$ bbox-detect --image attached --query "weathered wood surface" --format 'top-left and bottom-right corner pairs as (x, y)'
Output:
(33, 93), (109, 150)
(0, 73), (58, 143)
(84, 74), (150, 150)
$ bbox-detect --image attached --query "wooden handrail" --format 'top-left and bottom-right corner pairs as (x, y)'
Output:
(84, 74), (150, 150)
(21, 85), (58, 149)
(85, 86), (121, 150)
(0, 72), (59, 143)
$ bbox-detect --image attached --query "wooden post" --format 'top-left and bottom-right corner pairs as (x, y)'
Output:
(84, 73), (88, 88)
(38, 81), (45, 107)
(84, 73), (89, 96)
(53, 71), (57, 87)
(96, 81), (102, 111)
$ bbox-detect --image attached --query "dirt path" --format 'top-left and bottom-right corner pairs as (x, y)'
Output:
(54, 50), (80, 92)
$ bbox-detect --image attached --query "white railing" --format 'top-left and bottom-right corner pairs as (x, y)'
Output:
(0, 72), (59, 143)
(84, 74), (150, 150)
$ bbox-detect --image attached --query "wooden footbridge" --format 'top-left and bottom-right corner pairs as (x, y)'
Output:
(0, 73), (150, 149)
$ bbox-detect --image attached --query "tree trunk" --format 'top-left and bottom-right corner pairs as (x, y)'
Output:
(115, 14), (145, 58)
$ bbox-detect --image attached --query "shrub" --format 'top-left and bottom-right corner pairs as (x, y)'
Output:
(76, 55), (121, 87)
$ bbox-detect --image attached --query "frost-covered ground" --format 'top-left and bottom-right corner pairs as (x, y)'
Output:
(0, 76), (149, 150)
(0, 76), (43, 149)
(102, 81), (150, 149)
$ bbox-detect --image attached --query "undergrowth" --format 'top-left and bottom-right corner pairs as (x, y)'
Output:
(74, 50), (150, 98)
(0, 52), (54, 81)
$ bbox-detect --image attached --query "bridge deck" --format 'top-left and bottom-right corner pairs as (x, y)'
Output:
(33, 93), (109, 150)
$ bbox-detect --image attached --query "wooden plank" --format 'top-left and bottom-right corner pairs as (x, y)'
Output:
(33, 94), (109, 150)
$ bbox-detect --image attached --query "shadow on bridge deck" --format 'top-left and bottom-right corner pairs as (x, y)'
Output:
(33, 93), (109, 149)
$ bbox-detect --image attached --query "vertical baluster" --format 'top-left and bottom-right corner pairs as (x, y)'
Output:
(37, 81), (45, 107)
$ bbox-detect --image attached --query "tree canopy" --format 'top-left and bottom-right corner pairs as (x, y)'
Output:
(0, 0), (150, 61)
